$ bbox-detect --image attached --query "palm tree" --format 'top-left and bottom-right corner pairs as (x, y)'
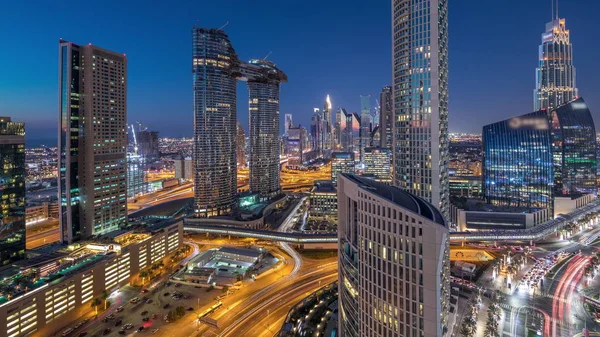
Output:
(140, 270), (148, 285)
(91, 298), (102, 315)
(101, 290), (109, 310)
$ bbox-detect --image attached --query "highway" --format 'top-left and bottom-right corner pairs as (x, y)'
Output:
(198, 259), (338, 337)
(26, 227), (60, 248)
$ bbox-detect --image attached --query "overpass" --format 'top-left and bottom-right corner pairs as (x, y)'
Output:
(183, 199), (600, 244)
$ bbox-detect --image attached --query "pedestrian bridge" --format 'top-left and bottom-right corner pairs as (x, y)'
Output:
(184, 199), (600, 243)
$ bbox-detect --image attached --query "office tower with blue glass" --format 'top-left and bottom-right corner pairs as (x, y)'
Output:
(242, 59), (287, 200)
(192, 28), (239, 217)
(0, 117), (26, 265)
(58, 40), (128, 243)
(482, 110), (554, 212)
(392, 0), (450, 218)
(551, 98), (597, 195)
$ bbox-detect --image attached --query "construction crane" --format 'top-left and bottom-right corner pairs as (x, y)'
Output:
(130, 124), (138, 155)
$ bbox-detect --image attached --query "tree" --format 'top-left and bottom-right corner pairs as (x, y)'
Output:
(140, 270), (148, 285)
(101, 290), (110, 310)
(175, 306), (185, 318)
(91, 298), (102, 315)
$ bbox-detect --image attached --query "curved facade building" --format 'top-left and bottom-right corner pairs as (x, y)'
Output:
(243, 59), (287, 199)
(482, 110), (554, 212)
(192, 28), (239, 217)
(551, 98), (597, 195)
(534, 18), (578, 112)
(338, 174), (450, 337)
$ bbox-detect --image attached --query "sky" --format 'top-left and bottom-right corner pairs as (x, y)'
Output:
(1, 0), (599, 143)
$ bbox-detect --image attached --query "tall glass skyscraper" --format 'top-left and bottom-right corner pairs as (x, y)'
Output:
(243, 59), (287, 199)
(379, 86), (393, 149)
(59, 40), (128, 243)
(392, 0), (449, 218)
(0, 117), (25, 265)
(192, 28), (239, 217)
(551, 98), (597, 195)
(534, 17), (578, 112)
(483, 110), (554, 212)
(359, 95), (371, 162)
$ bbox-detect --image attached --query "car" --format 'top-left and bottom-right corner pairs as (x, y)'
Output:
(137, 327), (145, 332)
(130, 297), (140, 303)
(163, 303), (170, 309)
(118, 330), (126, 335)
(102, 318), (109, 323)
(142, 289), (149, 293)
(175, 283), (181, 288)
(116, 306), (124, 312)
(163, 292), (170, 296)
(123, 324), (134, 330)
(151, 314), (157, 319)
(145, 299), (153, 304)
(107, 314), (115, 320)
(78, 332), (88, 337)
(102, 328), (111, 336)
(61, 328), (74, 336)
(115, 320), (122, 327)
(152, 329), (159, 335)
(141, 310), (149, 316)
(183, 295), (190, 299)
(142, 317), (150, 322)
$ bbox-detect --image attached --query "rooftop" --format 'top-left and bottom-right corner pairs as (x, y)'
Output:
(311, 180), (336, 194)
(342, 174), (446, 227)
(217, 247), (263, 259)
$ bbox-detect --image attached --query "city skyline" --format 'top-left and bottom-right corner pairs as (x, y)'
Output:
(3, 0), (600, 142)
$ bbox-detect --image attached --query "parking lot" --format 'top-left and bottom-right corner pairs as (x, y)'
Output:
(63, 282), (223, 337)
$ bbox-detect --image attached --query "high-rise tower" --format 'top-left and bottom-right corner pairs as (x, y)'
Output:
(0, 117), (25, 265)
(534, 7), (577, 111)
(337, 174), (450, 337)
(192, 28), (239, 217)
(392, 0), (449, 218)
(58, 40), (128, 243)
(379, 86), (393, 149)
(359, 95), (371, 162)
(243, 59), (287, 199)
(323, 95), (333, 156)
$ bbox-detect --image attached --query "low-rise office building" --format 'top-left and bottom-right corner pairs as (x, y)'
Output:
(0, 220), (183, 337)
(309, 180), (337, 217)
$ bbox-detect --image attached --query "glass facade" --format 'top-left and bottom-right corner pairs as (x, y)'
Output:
(359, 95), (371, 163)
(363, 147), (392, 183)
(551, 98), (597, 195)
(379, 86), (393, 149)
(0, 117), (25, 265)
(534, 18), (578, 112)
(392, 0), (450, 218)
(483, 110), (554, 212)
(244, 59), (287, 200)
(331, 152), (355, 185)
(58, 40), (128, 242)
(192, 28), (239, 217)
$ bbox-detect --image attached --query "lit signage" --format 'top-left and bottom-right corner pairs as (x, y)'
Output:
(508, 117), (548, 130)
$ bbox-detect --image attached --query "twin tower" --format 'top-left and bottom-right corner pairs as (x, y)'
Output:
(192, 28), (287, 217)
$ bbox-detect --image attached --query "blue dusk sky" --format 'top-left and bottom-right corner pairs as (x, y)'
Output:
(0, 0), (599, 143)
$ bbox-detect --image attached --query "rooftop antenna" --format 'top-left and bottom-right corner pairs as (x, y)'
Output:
(551, 0), (554, 21)
(263, 51), (272, 60)
(218, 21), (230, 30)
(556, 0), (559, 20)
